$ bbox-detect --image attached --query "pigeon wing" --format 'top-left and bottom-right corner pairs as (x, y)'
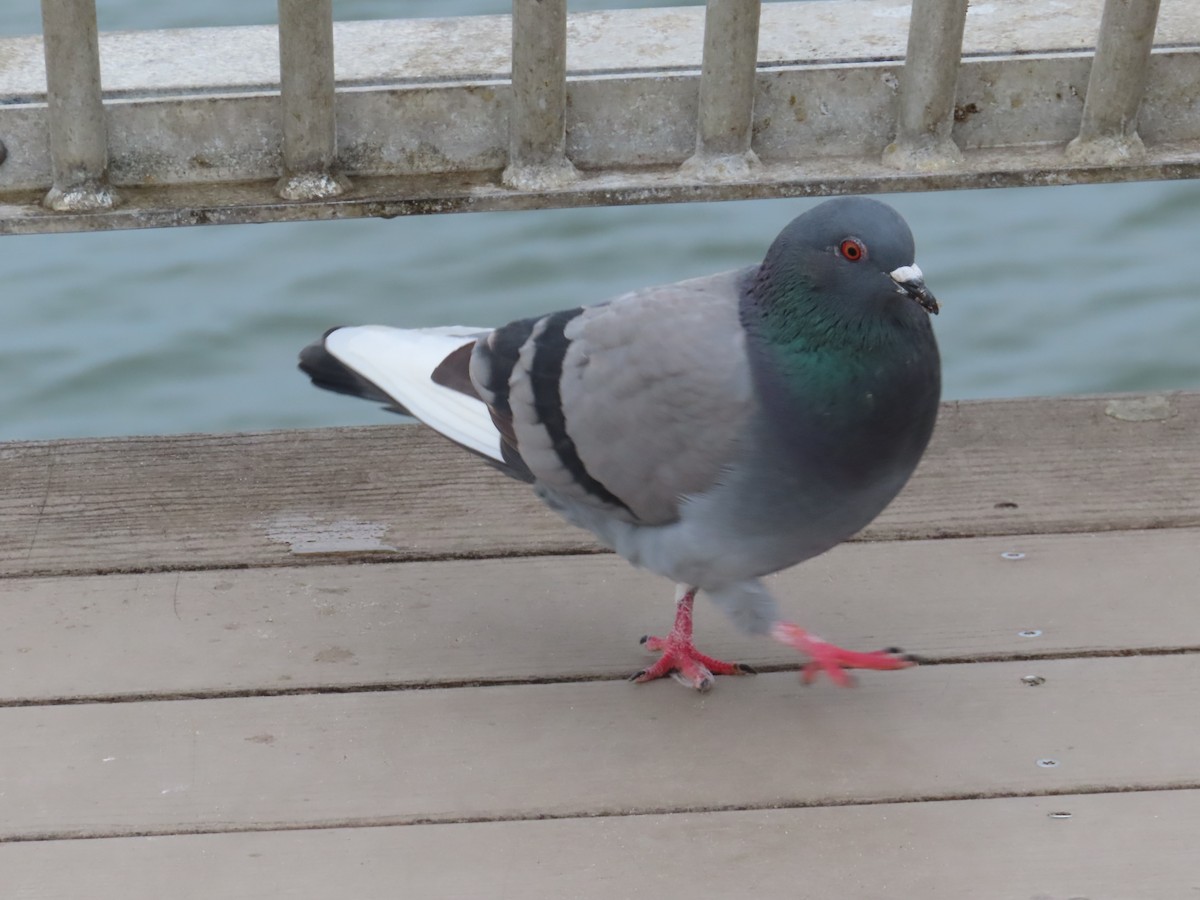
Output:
(474, 268), (757, 526)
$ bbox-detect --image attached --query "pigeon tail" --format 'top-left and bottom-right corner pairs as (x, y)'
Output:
(301, 325), (512, 468)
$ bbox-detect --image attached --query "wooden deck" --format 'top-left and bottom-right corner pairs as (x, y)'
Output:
(3, 393), (1199, 897)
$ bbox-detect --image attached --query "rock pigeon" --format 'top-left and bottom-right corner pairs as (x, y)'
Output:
(299, 196), (941, 691)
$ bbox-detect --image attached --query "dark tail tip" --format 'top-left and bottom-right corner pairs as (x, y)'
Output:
(298, 328), (396, 407)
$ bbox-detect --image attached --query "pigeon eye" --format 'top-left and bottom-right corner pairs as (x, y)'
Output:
(839, 238), (866, 262)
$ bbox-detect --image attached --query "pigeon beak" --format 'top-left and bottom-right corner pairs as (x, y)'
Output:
(889, 264), (939, 315)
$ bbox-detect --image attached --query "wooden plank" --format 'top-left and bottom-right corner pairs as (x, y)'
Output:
(6, 790), (1199, 899)
(0, 393), (1197, 578)
(2, 655), (1199, 839)
(3, 529), (1198, 703)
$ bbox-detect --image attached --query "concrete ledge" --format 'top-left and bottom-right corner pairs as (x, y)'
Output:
(0, 0), (1197, 231)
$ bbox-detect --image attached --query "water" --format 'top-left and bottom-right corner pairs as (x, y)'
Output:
(2, 3), (1198, 441)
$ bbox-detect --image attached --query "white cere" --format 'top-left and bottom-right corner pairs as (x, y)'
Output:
(889, 264), (924, 284)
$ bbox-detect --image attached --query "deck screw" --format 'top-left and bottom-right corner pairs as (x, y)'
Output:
(1001, 551), (1025, 560)
(1048, 811), (1072, 819)
(1021, 675), (1045, 686)
(1037, 758), (1059, 768)
(1018, 629), (1042, 638)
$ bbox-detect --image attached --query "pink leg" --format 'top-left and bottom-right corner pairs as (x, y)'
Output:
(631, 585), (756, 692)
(772, 622), (916, 687)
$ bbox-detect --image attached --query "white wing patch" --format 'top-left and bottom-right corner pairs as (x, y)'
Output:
(323, 325), (504, 462)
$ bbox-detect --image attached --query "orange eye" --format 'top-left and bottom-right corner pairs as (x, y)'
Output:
(840, 238), (866, 261)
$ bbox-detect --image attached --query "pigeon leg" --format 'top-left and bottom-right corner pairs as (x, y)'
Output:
(771, 622), (915, 687)
(631, 584), (756, 692)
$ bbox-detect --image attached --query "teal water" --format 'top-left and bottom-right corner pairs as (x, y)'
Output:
(2, 4), (1198, 441)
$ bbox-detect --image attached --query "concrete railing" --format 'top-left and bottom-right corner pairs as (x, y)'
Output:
(1, 0), (1193, 234)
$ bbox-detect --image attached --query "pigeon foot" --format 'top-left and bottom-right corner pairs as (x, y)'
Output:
(630, 586), (755, 691)
(771, 622), (915, 687)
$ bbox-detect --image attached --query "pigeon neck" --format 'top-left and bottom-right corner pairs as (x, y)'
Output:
(739, 260), (936, 417)
(743, 263), (859, 356)
(744, 252), (931, 353)
(739, 262), (941, 492)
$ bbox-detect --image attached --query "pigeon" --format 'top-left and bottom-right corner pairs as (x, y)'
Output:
(299, 196), (941, 691)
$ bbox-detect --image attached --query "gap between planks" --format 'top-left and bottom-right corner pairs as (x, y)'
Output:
(5, 781), (1200, 845)
(2, 643), (1199, 710)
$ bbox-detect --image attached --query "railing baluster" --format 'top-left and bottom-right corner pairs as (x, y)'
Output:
(681, 0), (762, 179)
(883, 0), (969, 171)
(39, 0), (116, 210)
(503, 0), (576, 190)
(1066, 0), (1162, 164)
(276, 0), (347, 199)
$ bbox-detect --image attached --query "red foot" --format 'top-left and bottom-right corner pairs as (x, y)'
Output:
(772, 622), (915, 687)
(631, 588), (755, 692)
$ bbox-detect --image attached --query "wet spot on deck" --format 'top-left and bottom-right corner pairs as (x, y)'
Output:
(264, 513), (397, 554)
(314, 646), (356, 664)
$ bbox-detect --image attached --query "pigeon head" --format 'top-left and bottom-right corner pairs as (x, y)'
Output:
(753, 197), (939, 326)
